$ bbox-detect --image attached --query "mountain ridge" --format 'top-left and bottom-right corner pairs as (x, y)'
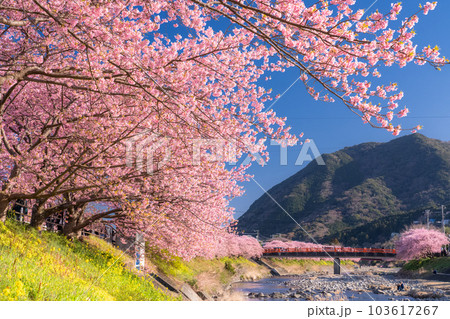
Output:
(238, 134), (450, 245)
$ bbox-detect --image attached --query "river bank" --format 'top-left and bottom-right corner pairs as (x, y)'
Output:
(124, 247), (450, 301)
(232, 265), (450, 301)
(148, 255), (450, 301)
(145, 254), (271, 300)
(145, 256), (353, 300)
(4, 217), (448, 301)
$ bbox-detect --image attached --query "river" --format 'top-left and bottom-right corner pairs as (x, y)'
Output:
(232, 267), (449, 301)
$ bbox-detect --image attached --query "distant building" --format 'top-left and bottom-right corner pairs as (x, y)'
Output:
(270, 233), (284, 239)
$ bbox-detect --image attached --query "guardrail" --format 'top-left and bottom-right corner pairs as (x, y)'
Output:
(263, 247), (396, 255)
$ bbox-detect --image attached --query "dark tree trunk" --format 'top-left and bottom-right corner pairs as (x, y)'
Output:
(29, 200), (46, 228)
(1, 163), (19, 222)
(62, 204), (86, 239)
(0, 199), (8, 223)
(63, 208), (84, 238)
(62, 221), (83, 239)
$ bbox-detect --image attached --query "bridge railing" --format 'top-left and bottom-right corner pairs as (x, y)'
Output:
(263, 247), (396, 255)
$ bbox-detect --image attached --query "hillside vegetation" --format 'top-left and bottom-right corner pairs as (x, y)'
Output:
(239, 134), (450, 245)
(0, 220), (173, 301)
(330, 206), (437, 246)
(403, 257), (450, 274)
(149, 252), (269, 295)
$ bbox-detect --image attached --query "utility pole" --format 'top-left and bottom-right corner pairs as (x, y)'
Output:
(442, 205), (446, 234)
(426, 210), (430, 229)
(256, 229), (259, 241)
(135, 232), (145, 271)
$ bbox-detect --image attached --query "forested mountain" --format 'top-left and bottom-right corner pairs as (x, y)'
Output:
(238, 134), (450, 246)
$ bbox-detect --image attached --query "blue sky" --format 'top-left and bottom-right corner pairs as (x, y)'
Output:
(232, 0), (450, 218)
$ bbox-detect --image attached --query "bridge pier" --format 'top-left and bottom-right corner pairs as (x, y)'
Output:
(333, 258), (341, 275)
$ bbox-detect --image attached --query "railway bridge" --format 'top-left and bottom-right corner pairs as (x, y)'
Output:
(262, 247), (396, 274)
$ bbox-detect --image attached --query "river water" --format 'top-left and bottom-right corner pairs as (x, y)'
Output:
(232, 270), (448, 301)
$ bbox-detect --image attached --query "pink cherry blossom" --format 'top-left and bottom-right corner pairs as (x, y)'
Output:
(0, 0), (447, 260)
(423, 2), (438, 15)
(395, 228), (449, 260)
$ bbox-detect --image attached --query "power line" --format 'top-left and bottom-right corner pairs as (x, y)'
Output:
(286, 116), (450, 120)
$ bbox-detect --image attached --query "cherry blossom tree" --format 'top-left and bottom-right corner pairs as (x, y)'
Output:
(264, 240), (323, 250)
(395, 228), (449, 260)
(192, 0), (447, 133)
(212, 233), (263, 258)
(0, 0), (447, 259)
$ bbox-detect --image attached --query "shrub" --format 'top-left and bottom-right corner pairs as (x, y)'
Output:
(224, 261), (236, 274)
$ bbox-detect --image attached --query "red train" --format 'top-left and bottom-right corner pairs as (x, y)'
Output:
(263, 246), (396, 254)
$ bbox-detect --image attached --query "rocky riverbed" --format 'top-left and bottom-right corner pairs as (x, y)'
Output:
(233, 267), (450, 301)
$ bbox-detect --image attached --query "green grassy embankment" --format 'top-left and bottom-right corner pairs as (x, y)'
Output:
(149, 252), (270, 296)
(149, 253), (358, 297)
(0, 218), (363, 301)
(0, 220), (174, 301)
(402, 257), (450, 274)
